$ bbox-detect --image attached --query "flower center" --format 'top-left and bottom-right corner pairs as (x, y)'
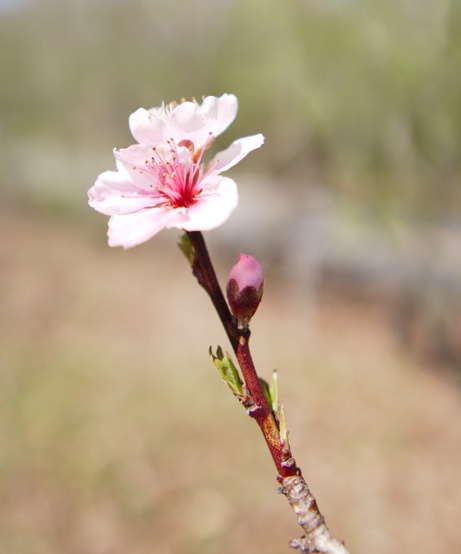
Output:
(141, 139), (203, 210)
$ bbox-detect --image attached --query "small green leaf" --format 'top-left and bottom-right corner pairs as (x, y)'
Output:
(178, 233), (195, 265)
(258, 377), (272, 409)
(258, 371), (279, 415)
(209, 346), (244, 396)
(279, 404), (290, 452)
(269, 370), (279, 416)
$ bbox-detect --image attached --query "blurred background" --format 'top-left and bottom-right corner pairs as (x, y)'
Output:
(1, 0), (461, 552)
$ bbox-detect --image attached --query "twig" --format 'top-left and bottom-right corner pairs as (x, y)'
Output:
(185, 231), (238, 351)
(184, 231), (350, 553)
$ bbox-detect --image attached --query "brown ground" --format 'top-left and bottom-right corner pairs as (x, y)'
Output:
(1, 210), (460, 554)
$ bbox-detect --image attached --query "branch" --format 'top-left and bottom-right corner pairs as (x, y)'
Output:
(280, 476), (350, 553)
(185, 231), (238, 352)
(182, 231), (350, 553)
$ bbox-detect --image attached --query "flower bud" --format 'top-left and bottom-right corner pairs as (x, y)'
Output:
(226, 254), (264, 329)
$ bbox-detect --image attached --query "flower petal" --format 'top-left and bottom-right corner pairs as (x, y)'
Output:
(129, 107), (168, 144)
(169, 94), (238, 149)
(129, 94), (238, 150)
(88, 170), (154, 216)
(202, 93), (239, 137)
(177, 176), (238, 231)
(207, 134), (265, 176)
(108, 209), (178, 249)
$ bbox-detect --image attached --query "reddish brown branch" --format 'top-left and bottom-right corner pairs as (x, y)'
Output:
(186, 231), (239, 352)
(184, 231), (349, 552)
(236, 333), (300, 479)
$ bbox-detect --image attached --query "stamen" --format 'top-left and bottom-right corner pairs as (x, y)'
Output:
(136, 138), (203, 210)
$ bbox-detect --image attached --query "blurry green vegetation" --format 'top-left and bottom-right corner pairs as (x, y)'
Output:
(1, 0), (460, 218)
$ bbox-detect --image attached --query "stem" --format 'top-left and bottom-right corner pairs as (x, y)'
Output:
(186, 231), (238, 352)
(236, 332), (299, 479)
(184, 231), (350, 553)
(187, 231), (295, 476)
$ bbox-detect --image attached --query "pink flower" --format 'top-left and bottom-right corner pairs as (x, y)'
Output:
(88, 95), (264, 249)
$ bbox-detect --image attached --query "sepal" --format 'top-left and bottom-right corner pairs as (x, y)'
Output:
(178, 233), (196, 265)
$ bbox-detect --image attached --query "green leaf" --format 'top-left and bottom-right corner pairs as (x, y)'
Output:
(269, 370), (279, 416)
(178, 233), (195, 265)
(209, 346), (244, 396)
(258, 371), (279, 415)
(279, 403), (290, 452)
(258, 377), (272, 409)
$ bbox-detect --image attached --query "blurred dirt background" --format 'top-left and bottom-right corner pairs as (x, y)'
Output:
(1, 0), (461, 552)
(1, 207), (460, 554)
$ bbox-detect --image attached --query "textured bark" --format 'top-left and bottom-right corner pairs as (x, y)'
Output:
(280, 476), (350, 554)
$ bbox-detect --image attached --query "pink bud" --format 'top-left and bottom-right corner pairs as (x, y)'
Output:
(226, 254), (264, 328)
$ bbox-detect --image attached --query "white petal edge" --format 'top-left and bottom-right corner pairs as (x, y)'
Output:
(88, 170), (154, 216)
(130, 94), (238, 149)
(129, 107), (168, 144)
(168, 94), (238, 148)
(206, 133), (265, 177)
(107, 209), (178, 249)
(207, 93), (238, 136)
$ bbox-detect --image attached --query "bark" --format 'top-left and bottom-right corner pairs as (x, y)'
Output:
(280, 476), (350, 554)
